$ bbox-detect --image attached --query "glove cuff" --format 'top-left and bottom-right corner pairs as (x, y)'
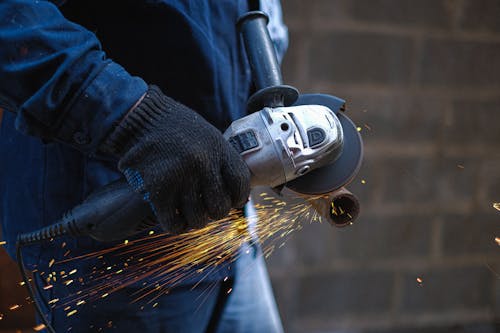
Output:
(100, 85), (177, 156)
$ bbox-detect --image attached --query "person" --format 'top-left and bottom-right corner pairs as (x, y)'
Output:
(0, 0), (288, 331)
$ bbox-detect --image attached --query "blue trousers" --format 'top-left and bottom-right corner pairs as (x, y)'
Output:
(38, 242), (283, 333)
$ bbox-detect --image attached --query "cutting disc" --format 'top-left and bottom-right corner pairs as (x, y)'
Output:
(286, 94), (364, 195)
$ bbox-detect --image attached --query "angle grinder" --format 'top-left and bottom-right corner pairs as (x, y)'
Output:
(17, 11), (363, 244)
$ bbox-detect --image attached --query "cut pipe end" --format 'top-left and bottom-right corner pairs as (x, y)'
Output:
(328, 190), (360, 227)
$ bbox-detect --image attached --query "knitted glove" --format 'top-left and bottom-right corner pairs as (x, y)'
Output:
(101, 85), (250, 234)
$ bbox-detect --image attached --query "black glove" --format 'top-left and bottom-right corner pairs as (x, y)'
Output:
(101, 85), (251, 234)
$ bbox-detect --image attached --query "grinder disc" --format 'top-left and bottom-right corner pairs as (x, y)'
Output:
(286, 94), (364, 195)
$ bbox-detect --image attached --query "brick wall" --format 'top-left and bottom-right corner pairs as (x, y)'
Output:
(267, 0), (500, 332)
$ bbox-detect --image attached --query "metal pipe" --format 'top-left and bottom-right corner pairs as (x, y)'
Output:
(282, 186), (360, 227)
(309, 187), (360, 227)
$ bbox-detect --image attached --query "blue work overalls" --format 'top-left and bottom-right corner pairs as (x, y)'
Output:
(0, 0), (287, 331)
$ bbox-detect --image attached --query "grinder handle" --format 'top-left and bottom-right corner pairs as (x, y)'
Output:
(237, 11), (283, 90)
(237, 11), (298, 111)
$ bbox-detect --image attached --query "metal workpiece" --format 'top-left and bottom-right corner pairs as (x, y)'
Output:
(224, 104), (344, 188)
(282, 186), (360, 227)
(311, 187), (360, 227)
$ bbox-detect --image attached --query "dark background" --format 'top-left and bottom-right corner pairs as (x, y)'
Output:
(267, 0), (500, 332)
(1, 0), (500, 332)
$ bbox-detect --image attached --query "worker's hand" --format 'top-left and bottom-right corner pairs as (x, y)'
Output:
(101, 85), (250, 234)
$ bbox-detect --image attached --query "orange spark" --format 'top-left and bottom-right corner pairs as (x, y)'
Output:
(33, 324), (46, 331)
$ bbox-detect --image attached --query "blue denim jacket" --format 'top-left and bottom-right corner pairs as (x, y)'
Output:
(0, 0), (287, 282)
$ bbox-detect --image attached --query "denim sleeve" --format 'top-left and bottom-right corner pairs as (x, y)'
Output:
(259, 0), (289, 63)
(0, 0), (147, 153)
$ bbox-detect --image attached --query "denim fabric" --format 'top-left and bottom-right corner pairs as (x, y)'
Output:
(216, 242), (284, 333)
(0, 0), (287, 267)
(35, 242), (283, 332)
(0, 0), (287, 329)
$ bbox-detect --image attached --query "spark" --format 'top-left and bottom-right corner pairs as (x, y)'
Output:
(0, 313), (3, 320)
(9, 304), (20, 311)
(361, 179), (366, 184)
(493, 203), (500, 211)
(495, 237), (500, 246)
(43, 191), (326, 311)
(67, 310), (77, 317)
(43, 284), (53, 290)
(416, 277), (423, 284)
(69, 269), (77, 275)
(356, 126), (362, 132)
(457, 164), (465, 169)
(49, 259), (55, 268)
(33, 324), (46, 331)
(0, 240), (6, 246)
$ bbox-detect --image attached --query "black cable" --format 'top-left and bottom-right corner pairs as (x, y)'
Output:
(204, 277), (235, 333)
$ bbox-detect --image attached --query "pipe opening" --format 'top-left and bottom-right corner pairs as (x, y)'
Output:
(329, 194), (360, 227)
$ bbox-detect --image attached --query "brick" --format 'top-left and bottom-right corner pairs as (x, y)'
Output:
(349, 0), (453, 29)
(400, 266), (493, 312)
(345, 94), (446, 143)
(379, 157), (438, 205)
(344, 154), (379, 205)
(419, 39), (500, 86)
(310, 0), (351, 22)
(270, 276), (299, 332)
(333, 215), (432, 260)
(309, 32), (415, 85)
(444, 99), (500, 145)
(297, 270), (394, 316)
(367, 323), (500, 333)
(441, 213), (500, 255)
(281, 0), (311, 27)
(482, 158), (500, 201)
(281, 30), (307, 88)
(294, 216), (336, 266)
(495, 263), (500, 320)
(434, 157), (481, 203)
(265, 234), (298, 272)
(460, 0), (500, 32)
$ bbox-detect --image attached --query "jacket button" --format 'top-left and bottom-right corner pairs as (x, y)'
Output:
(73, 132), (90, 145)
